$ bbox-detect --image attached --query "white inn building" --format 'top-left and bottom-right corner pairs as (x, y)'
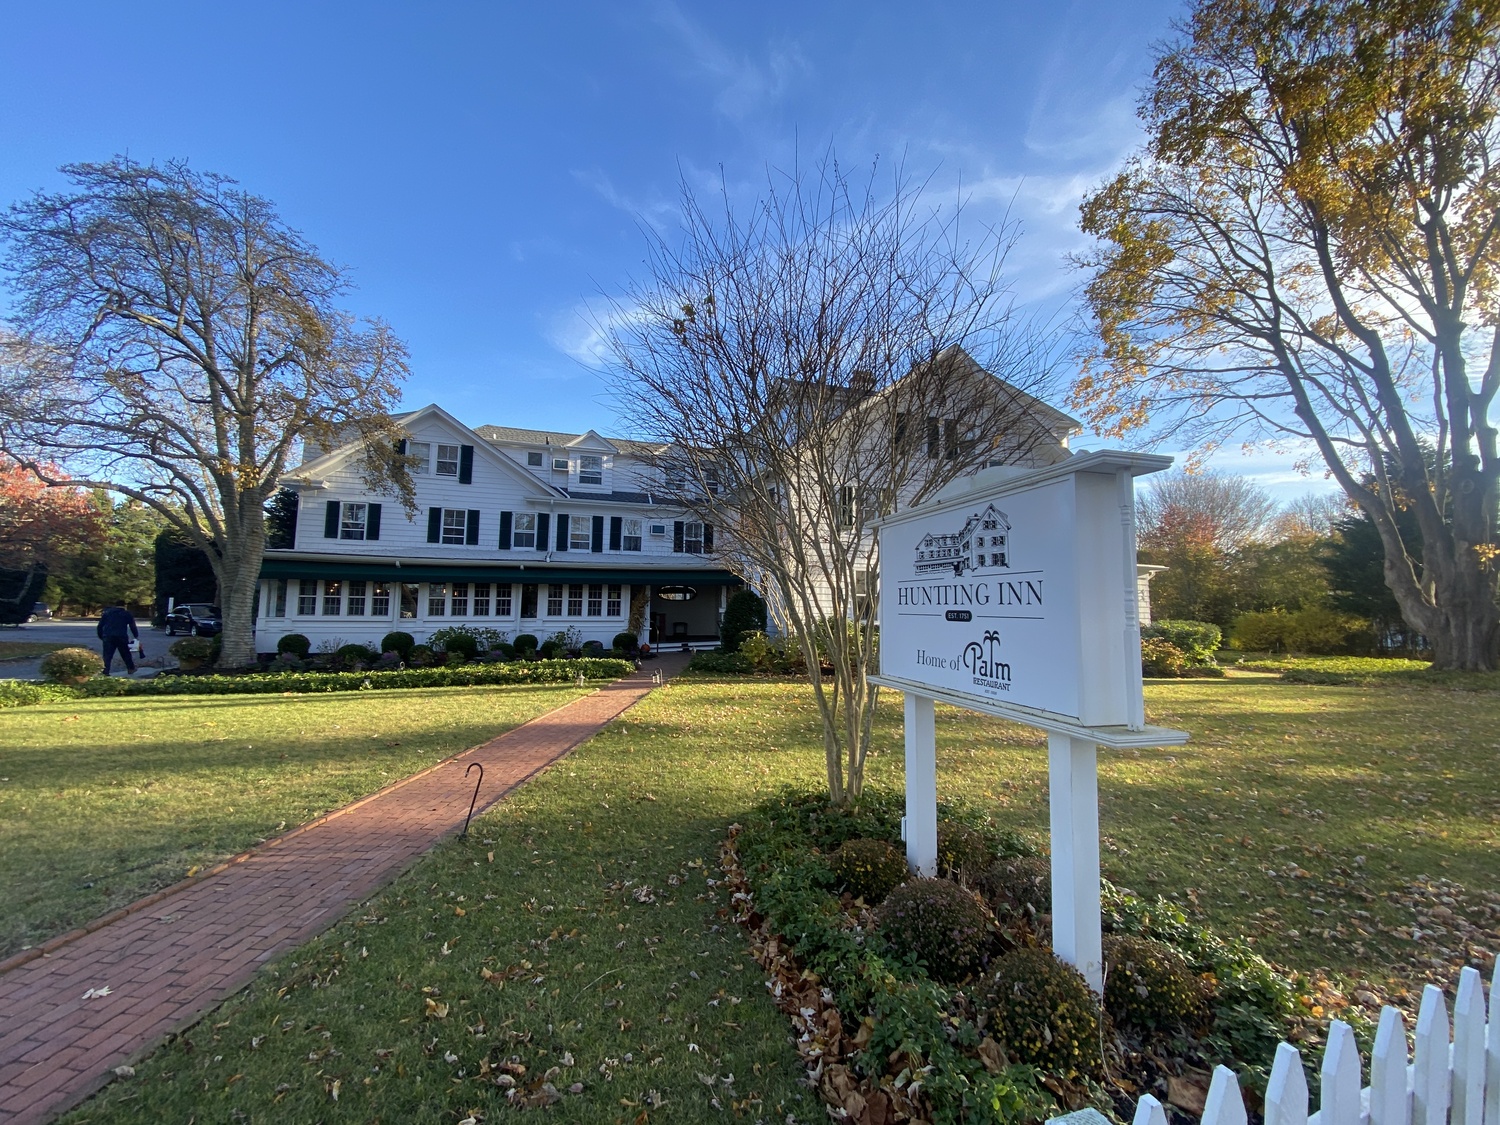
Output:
(256, 405), (740, 653)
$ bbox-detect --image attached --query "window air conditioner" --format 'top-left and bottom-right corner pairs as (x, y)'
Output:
(649, 523), (668, 536)
(552, 457), (569, 471)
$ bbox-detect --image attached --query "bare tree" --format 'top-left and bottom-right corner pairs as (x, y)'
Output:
(1137, 470), (1277, 555)
(605, 156), (1068, 803)
(0, 158), (411, 667)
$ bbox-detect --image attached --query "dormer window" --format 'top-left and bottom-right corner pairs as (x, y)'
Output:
(578, 455), (603, 486)
(527, 451), (544, 467)
(436, 444), (461, 476)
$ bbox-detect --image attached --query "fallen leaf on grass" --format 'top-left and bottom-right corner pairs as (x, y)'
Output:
(424, 998), (449, 1019)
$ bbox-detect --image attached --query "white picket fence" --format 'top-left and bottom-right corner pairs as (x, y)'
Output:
(1055, 964), (1498, 1125)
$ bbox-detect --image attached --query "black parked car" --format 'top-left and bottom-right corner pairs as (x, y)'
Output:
(165, 603), (223, 636)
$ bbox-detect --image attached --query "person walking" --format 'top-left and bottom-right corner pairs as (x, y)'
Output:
(97, 600), (140, 675)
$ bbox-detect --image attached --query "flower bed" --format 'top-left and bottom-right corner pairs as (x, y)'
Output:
(724, 787), (1320, 1125)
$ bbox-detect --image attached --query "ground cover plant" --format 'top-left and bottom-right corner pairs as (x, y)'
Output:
(1229, 654), (1500, 691)
(57, 674), (1499, 1123)
(0, 684), (591, 957)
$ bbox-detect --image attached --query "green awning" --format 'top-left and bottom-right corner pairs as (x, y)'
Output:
(258, 557), (743, 586)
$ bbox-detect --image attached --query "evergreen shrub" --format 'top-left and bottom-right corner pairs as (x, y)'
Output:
(277, 633), (312, 658)
(40, 647), (103, 683)
(874, 877), (992, 983)
(380, 631), (416, 659)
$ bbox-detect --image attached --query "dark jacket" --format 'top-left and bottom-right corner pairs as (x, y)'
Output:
(97, 606), (140, 640)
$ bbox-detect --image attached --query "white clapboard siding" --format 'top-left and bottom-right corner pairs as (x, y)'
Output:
(1055, 964), (1495, 1125)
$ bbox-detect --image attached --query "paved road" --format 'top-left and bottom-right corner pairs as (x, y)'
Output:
(0, 619), (177, 680)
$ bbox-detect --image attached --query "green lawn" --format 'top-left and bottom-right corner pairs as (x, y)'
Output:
(58, 674), (1497, 1124)
(0, 640), (66, 661)
(0, 684), (591, 958)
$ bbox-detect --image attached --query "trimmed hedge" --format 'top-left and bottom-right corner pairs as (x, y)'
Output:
(2, 658), (634, 706)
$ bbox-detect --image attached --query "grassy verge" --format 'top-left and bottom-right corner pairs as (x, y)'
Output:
(0, 640), (65, 661)
(0, 684), (591, 957)
(58, 675), (1498, 1122)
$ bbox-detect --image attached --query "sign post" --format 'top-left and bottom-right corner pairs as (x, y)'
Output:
(870, 451), (1188, 993)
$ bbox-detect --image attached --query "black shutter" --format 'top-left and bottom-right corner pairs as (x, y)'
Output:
(396, 438), (408, 456)
(466, 509), (480, 545)
(459, 445), (474, 484)
(673, 521), (684, 553)
(555, 513), (569, 551)
(703, 523), (714, 552)
(498, 510), (512, 550)
(591, 515), (604, 553)
(366, 503), (382, 541)
(536, 513), (550, 550)
(609, 516), (622, 551)
(427, 507), (442, 543)
(324, 500), (340, 539)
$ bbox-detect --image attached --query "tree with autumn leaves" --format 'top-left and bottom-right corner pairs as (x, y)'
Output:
(0, 458), (99, 622)
(1076, 0), (1500, 670)
(0, 159), (411, 666)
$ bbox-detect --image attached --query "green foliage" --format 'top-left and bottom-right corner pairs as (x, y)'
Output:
(981, 856), (1052, 919)
(153, 527), (215, 625)
(612, 631), (639, 653)
(169, 635), (216, 664)
(936, 820), (992, 884)
(513, 632), (539, 654)
(1141, 636), (1188, 677)
(379, 631), (415, 658)
(829, 838), (909, 904)
(0, 680), (78, 708)
(428, 627), (478, 661)
(276, 633), (312, 658)
(1231, 607), (1371, 654)
(263, 488), (299, 550)
(983, 949), (1102, 1076)
(1142, 620), (1221, 663)
(51, 494), (164, 611)
(685, 651), (754, 674)
(333, 642), (377, 670)
(1102, 934), (1205, 1031)
(38, 646), (102, 683)
(739, 630), (807, 674)
(874, 878), (993, 983)
(720, 589), (768, 653)
(538, 640), (562, 659)
(406, 644), (435, 666)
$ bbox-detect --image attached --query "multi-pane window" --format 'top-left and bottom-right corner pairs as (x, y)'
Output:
(567, 584), (584, 616)
(945, 419), (960, 461)
(607, 584), (622, 616)
(436, 443), (460, 476)
(323, 580), (343, 616)
(587, 584), (603, 616)
(297, 579), (317, 616)
(371, 582), (391, 616)
(704, 466), (719, 495)
(441, 509), (467, 545)
(451, 582), (469, 616)
(684, 521), (704, 554)
(926, 417), (940, 459)
(838, 486), (857, 529)
(472, 582), (491, 616)
(340, 502), (368, 540)
(570, 520), (591, 551)
(664, 466), (685, 492)
(272, 579), (288, 617)
(428, 582), (448, 616)
(622, 518), (642, 552)
(408, 441), (431, 473)
(513, 512), (537, 549)
(347, 580), (367, 616)
(547, 584), (563, 616)
(578, 454), (603, 486)
(527, 451), (543, 467)
(497, 583), (513, 616)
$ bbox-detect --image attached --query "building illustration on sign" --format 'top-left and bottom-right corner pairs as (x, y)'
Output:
(913, 502), (1012, 576)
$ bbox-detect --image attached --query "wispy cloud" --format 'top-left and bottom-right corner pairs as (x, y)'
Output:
(572, 168), (677, 233)
(650, 1), (808, 122)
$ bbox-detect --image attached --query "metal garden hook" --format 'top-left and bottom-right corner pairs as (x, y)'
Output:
(460, 762), (483, 838)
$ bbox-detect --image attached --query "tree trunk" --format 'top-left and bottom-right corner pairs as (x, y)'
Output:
(214, 520), (266, 670)
(1403, 555), (1500, 672)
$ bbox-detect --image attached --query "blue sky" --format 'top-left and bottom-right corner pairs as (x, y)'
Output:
(0, 1), (1334, 500)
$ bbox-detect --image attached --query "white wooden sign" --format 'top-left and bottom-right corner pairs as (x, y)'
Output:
(870, 451), (1189, 991)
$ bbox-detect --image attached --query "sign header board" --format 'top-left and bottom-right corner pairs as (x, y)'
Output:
(872, 450), (1176, 733)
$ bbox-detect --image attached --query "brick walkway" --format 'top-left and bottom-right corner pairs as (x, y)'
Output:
(0, 657), (687, 1124)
